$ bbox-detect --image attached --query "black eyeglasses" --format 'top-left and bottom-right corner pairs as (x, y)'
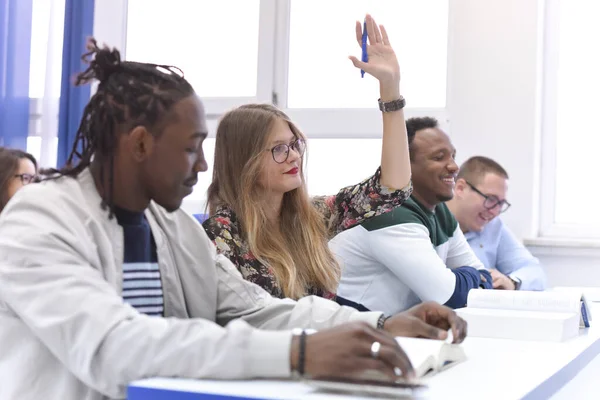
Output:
(465, 181), (511, 213)
(267, 138), (306, 164)
(14, 173), (39, 185)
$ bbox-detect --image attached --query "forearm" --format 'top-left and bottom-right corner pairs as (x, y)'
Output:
(497, 223), (547, 291)
(216, 257), (382, 330)
(509, 264), (547, 291)
(379, 82), (411, 190)
(0, 263), (296, 398)
(445, 267), (491, 308)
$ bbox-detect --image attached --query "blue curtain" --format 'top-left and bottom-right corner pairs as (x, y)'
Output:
(0, 0), (33, 151)
(56, 0), (94, 168)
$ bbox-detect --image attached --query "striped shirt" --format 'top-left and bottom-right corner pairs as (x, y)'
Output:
(114, 206), (164, 316)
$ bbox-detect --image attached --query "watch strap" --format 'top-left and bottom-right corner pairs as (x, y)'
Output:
(378, 96), (406, 112)
(510, 276), (522, 290)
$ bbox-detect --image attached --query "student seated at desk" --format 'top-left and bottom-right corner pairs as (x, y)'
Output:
(331, 117), (493, 315)
(0, 147), (39, 213)
(203, 15), (411, 307)
(0, 35), (467, 400)
(446, 156), (546, 291)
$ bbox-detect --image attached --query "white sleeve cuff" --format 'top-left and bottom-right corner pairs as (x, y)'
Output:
(347, 311), (383, 328)
(246, 330), (294, 378)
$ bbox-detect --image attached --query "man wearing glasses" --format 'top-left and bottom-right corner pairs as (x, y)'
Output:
(446, 156), (546, 291)
(331, 117), (493, 315)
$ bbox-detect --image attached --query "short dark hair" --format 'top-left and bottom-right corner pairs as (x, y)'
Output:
(405, 117), (439, 158)
(457, 156), (509, 185)
(0, 147), (38, 212)
(48, 38), (195, 216)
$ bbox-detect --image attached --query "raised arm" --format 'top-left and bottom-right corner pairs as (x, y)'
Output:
(349, 14), (411, 190)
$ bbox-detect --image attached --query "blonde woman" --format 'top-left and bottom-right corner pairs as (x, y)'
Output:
(203, 15), (411, 305)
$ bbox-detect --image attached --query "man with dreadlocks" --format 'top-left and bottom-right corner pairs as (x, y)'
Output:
(0, 37), (465, 400)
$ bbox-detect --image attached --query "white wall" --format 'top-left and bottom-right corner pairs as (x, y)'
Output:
(444, 0), (600, 285)
(529, 245), (600, 287)
(446, 0), (544, 242)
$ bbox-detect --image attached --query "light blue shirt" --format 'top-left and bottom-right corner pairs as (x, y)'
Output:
(464, 218), (546, 291)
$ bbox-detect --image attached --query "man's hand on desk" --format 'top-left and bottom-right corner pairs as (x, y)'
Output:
(383, 302), (468, 344)
(490, 269), (516, 290)
(290, 322), (415, 381)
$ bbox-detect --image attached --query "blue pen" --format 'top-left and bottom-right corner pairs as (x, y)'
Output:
(361, 19), (368, 78)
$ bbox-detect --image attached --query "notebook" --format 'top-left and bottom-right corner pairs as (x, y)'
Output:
(456, 289), (592, 342)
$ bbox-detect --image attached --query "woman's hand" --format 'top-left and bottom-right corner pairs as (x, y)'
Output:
(348, 14), (400, 92)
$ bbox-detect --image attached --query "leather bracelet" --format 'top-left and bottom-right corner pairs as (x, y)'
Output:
(298, 330), (307, 376)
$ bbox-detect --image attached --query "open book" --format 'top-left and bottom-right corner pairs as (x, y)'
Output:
(395, 336), (466, 379)
(306, 337), (465, 397)
(456, 289), (592, 342)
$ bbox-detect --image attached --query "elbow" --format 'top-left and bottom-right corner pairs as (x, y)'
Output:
(380, 177), (411, 192)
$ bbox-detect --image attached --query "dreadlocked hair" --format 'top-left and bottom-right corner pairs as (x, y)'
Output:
(47, 37), (195, 216)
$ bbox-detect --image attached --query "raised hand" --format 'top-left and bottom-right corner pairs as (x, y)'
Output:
(384, 302), (468, 344)
(348, 14), (400, 88)
(291, 322), (415, 381)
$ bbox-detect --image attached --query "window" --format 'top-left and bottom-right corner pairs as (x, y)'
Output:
(96, 0), (450, 212)
(125, 0), (272, 115)
(287, 0), (448, 109)
(28, 0), (65, 168)
(280, 0), (449, 139)
(540, 0), (600, 237)
(305, 139), (382, 196)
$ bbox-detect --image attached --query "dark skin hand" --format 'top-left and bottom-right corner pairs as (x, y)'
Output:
(384, 301), (468, 344)
(289, 303), (468, 381)
(290, 322), (415, 381)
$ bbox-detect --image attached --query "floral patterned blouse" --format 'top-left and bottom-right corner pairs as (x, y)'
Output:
(202, 168), (412, 299)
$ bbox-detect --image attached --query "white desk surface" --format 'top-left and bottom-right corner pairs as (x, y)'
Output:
(128, 303), (600, 400)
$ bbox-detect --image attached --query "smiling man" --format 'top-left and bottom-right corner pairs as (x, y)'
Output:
(446, 156), (546, 291)
(331, 117), (492, 315)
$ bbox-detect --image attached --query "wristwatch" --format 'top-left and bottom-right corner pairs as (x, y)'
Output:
(510, 276), (522, 290)
(378, 96), (406, 112)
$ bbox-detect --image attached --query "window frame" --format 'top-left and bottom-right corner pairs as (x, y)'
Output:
(99, 0), (278, 119)
(90, 0), (451, 210)
(272, 0), (450, 139)
(538, 0), (600, 239)
(94, 0), (450, 137)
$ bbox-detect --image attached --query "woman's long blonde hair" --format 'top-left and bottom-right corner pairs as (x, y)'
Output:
(207, 104), (340, 299)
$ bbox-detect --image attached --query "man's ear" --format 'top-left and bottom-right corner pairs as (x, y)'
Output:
(455, 178), (468, 197)
(127, 125), (155, 162)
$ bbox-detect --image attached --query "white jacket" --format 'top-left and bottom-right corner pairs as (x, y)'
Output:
(0, 169), (380, 400)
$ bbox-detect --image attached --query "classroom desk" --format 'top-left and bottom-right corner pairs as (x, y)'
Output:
(128, 304), (600, 400)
